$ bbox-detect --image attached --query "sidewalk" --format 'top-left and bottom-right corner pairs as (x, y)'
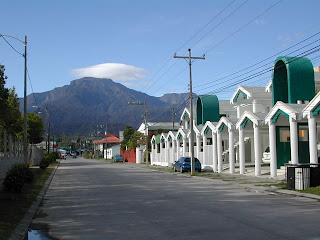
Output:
(145, 163), (320, 201)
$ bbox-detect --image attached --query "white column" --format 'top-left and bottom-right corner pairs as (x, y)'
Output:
(164, 140), (168, 165)
(228, 130), (235, 174)
(254, 124), (261, 176)
(188, 137), (192, 156)
(176, 139), (180, 160)
(202, 134), (207, 163)
(183, 137), (187, 155)
(253, 100), (257, 113)
(269, 122), (277, 177)
(212, 132), (217, 172)
(289, 118), (299, 165)
(172, 139), (176, 163)
(308, 115), (318, 164)
(239, 127), (245, 174)
(250, 134), (255, 163)
(196, 135), (201, 158)
(217, 131), (223, 173)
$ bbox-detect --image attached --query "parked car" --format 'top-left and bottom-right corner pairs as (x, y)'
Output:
(173, 157), (202, 173)
(113, 154), (124, 162)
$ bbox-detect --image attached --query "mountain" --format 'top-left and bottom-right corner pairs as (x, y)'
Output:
(20, 77), (189, 136)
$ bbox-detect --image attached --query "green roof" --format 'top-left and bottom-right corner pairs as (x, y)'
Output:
(272, 56), (315, 106)
(196, 95), (220, 125)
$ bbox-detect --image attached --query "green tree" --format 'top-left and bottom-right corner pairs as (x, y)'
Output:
(121, 125), (143, 150)
(0, 65), (9, 122)
(27, 113), (44, 144)
(2, 88), (22, 135)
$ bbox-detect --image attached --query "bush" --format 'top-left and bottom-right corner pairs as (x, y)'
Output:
(39, 156), (51, 170)
(3, 163), (34, 193)
(83, 151), (90, 159)
(43, 152), (59, 164)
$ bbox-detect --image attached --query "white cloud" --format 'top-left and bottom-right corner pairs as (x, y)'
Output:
(72, 63), (147, 81)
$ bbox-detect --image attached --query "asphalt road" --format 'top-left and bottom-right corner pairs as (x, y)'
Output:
(30, 157), (320, 240)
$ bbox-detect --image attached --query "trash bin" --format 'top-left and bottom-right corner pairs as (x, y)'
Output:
(287, 165), (310, 190)
(294, 167), (310, 190)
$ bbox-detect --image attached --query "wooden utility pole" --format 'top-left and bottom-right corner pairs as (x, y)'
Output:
(174, 49), (205, 175)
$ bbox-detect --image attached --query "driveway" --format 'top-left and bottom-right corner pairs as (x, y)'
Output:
(30, 157), (320, 240)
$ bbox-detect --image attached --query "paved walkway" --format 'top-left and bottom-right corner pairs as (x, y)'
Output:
(25, 157), (320, 240)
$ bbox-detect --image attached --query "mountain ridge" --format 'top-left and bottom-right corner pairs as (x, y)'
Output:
(20, 77), (189, 135)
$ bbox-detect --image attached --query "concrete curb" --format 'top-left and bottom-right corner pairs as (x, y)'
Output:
(10, 162), (60, 240)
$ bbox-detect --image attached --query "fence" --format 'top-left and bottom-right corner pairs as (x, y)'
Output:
(121, 149), (136, 163)
(0, 131), (24, 179)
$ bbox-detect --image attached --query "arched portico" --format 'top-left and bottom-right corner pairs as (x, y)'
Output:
(236, 111), (268, 176)
(216, 117), (236, 173)
(303, 91), (320, 164)
(200, 121), (217, 171)
(265, 101), (308, 177)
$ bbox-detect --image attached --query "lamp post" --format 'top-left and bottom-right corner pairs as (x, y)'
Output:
(0, 34), (28, 163)
(128, 101), (148, 165)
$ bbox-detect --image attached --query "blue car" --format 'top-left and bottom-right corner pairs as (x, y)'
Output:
(113, 154), (124, 162)
(173, 157), (202, 173)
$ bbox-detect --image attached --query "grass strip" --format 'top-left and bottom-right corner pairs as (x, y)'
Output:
(0, 162), (57, 239)
(299, 186), (320, 196)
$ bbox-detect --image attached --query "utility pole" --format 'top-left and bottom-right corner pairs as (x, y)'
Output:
(174, 49), (205, 175)
(172, 106), (176, 131)
(144, 101), (149, 166)
(45, 107), (50, 153)
(0, 34), (28, 163)
(23, 36), (28, 163)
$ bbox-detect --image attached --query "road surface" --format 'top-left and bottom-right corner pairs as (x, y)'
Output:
(30, 157), (320, 240)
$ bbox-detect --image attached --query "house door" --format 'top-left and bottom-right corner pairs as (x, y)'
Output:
(276, 126), (291, 169)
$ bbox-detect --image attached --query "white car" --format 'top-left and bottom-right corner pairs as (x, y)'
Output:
(262, 147), (270, 163)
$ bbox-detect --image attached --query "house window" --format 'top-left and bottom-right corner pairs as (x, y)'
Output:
(299, 125), (309, 142)
(280, 128), (290, 142)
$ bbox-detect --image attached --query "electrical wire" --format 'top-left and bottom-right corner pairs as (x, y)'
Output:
(139, 0), (237, 95)
(194, 36), (320, 93)
(204, 0), (282, 55)
(190, 0), (248, 49)
(0, 34), (24, 56)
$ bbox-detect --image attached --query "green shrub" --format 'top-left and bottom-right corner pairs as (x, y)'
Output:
(83, 151), (90, 159)
(43, 152), (59, 164)
(3, 163), (34, 193)
(39, 156), (51, 170)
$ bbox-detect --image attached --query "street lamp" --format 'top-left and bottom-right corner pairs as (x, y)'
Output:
(128, 101), (149, 165)
(0, 34), (28, 163)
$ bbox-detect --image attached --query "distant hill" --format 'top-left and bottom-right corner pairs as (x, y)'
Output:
(20, 77), (190, 136)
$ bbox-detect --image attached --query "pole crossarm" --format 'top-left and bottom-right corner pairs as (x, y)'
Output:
(173, 48), (205, 175)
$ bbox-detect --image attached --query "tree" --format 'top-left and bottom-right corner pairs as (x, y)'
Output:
(27, 113), (44, 144)
(121, 125), (143, 150)
(0, 65), (9, 122)
(2, 88), (22, 135)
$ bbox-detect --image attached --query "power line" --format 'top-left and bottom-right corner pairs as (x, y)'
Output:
(190, 0), (248, 49)
(202, 47), (320, 97)
(204, 0), (282, 55)
(139, 0), (237, 95)
(178, 0), (237, 52)
(194, 34), (320, 93)
(0, 34), (24, 56)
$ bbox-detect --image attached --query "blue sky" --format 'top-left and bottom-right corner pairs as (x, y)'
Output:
(1, 0), (320, 101)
